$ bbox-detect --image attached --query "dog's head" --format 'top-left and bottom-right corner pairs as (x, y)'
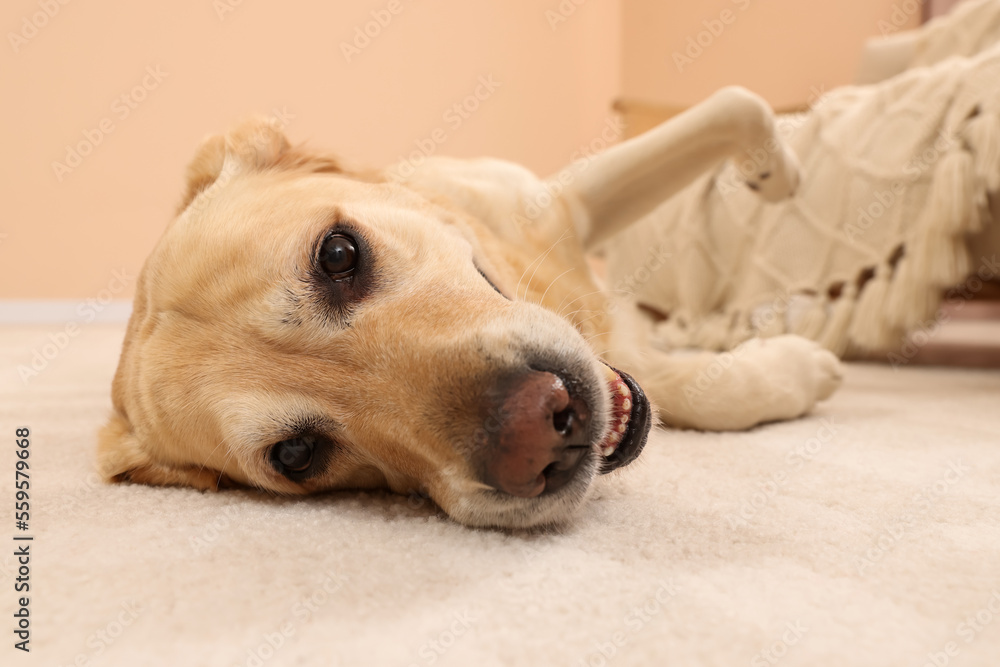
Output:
(99, 118), (650, 528)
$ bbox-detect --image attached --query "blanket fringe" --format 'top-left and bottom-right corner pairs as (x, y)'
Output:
(793, 296), (828, 339)
(886, 258), (941, 330)
(929, 148), (976, 235)
(882, 140), (980, 336)
(962, 110), (1000, 194)
(849, 265), (894, 350)
(820, 283), (857, 356)
(910, 230), (972, 287)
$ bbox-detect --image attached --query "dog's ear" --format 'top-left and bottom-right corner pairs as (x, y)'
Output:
(98, 412), (225, 491)
(178, 116), (292, 212)
(178, 133), (227, 212)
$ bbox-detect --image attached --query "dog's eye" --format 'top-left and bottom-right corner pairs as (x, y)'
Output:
(270, 436), (315, 474)
(319, 234), (357, 279)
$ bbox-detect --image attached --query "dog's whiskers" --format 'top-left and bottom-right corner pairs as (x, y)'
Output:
(515, 229), (572, 301)
(215, 446), (239, 490)
(571, 311), (608, 335)
(196, 438), (229, 477)
(535, 267), (575, 308)
(555, 288), (613, 319)
(559, 303), (605, 326)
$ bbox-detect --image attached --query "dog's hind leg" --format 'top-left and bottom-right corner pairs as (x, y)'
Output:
(560, 86), (801, 250)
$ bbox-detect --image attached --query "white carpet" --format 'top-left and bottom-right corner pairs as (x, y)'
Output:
(2, 324), (999, 667)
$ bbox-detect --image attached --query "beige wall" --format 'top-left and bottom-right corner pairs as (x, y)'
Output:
(2, 0), (923, 300)
(1, 0), (620, 299)
(622, 0), (922, 110)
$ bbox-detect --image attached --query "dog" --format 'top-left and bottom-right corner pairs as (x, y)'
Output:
(98, 86), (842, 528)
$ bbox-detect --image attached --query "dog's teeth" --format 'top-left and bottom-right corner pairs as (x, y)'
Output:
(602, 372), (633, 454)
(600, 364), (621, 384)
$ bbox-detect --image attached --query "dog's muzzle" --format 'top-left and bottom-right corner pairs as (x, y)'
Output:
(478, 364), (651, 499)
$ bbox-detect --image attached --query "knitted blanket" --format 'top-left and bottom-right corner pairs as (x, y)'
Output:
(857, 0), (1000, 84)
(606, 44), (1000, 357)
(902, 0), (1000, 70)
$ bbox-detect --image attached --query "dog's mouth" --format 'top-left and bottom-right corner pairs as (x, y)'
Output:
(596, 365), (652, 474)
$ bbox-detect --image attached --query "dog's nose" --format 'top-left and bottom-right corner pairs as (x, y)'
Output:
(483, 371), (591, 498)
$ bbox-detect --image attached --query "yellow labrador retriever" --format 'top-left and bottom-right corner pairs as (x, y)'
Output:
(99, 87), (841, 528)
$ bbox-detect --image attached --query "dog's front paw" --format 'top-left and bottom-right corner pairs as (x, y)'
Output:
(809, 340), (843, 401)
(641, 334), (842, 431)
(744, 141), (802, 202)
(733, 335), (843, 421)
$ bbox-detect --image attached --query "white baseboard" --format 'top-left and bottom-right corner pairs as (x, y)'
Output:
(0, 300), (132, 324)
